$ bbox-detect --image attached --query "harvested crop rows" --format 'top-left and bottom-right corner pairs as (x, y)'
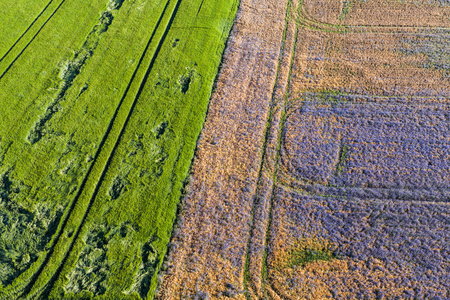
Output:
(163, 0), (450, 298)
(0, 0), (238, 298)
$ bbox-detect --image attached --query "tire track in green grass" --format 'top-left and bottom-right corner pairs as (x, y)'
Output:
(0, 0), (55, 64)
(196, 0), (205, 16)
(20, 0), (184, 298)
(0, 0), (67, 81)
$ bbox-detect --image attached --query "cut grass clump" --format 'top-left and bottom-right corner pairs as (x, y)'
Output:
(64, 225), (111, 296)
(0, 170), (62, 286)
(280, 237), (338, 269)
(178, 69), (194, 94)
(27, 7), (119, 144)
(107, 0), (125, 11)
(336, 143), (349, 175)
(152, 122), (169, 139)
(108, 176), (128, 200)
(125, 234), (161, 299)
(64, 222), (137, 296)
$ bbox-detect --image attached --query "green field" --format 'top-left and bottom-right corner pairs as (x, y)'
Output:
(0, 0), (238, 298)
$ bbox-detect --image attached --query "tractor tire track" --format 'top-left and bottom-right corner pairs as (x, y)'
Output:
(298, 1), (450, 33)
(241, 0), (294, 297)
(244, 0), (302, 297)
(17, 0), (183, 298)
(0, 0), (67, 81)
(0, 0), (55, 63)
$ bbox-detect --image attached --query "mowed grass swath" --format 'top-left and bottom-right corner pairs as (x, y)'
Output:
(0, 0), (238, 298)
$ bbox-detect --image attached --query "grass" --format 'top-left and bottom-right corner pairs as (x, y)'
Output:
(289, 247), (336, 268)
(0, 0), (238, 298)
(277, 238), (337, 269)
(0, 0), (52, 58)
(338, 1), (353, 21)
(336, 144), (349, 175)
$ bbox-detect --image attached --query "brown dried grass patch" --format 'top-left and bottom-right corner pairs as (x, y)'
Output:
(303, 0), (450, 27)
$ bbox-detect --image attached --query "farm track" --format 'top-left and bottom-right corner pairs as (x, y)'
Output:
(251, 3), (302, 298)
(298, 1), (450, 33)
(12, 0), (183, 298)
(0, 0), (55, 63)
(242, 0), (295, 297)
(261, 27), (300, 300)
(0, 0), (67, 81)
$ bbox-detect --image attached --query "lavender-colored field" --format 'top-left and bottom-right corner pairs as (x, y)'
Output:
(269, 188), (450, 298)
(269, 90), (450, 297)
(265, 4), (450, 295)
(282, 95), (449, 192)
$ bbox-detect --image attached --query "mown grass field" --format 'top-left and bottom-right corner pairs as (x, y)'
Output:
(0, 0), (238, 298)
